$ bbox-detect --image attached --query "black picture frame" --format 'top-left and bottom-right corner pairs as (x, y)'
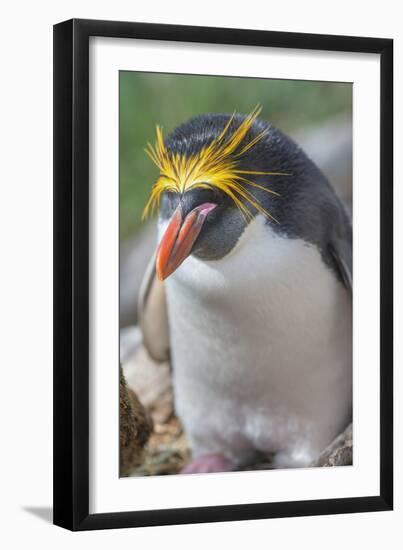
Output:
(53, 18), (393, 531)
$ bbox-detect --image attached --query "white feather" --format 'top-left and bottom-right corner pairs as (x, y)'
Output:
(161, 215), (352, 468)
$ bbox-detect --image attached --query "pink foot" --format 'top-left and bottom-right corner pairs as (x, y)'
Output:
(181, 453), (234, 474)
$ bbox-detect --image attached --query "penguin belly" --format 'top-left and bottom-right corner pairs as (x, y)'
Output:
(164, 216), (352, 468)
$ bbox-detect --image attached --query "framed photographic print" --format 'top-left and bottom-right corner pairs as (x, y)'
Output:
(53, 19), (393, 530)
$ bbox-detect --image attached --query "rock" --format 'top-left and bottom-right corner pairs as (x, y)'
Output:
(119, 366), (153, 476)
(122, 327), (173, 425)
(121, 327), (188, 476)
(314, 423), (353, 467)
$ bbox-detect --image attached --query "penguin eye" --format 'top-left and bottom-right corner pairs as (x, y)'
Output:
(195, 184), (222, 204)
(211, 187), (222, 202)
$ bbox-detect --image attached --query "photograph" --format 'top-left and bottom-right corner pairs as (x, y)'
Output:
(52, 17), (393, 531)
(0, 0), (397, 542)
(119, 71), (353, 477)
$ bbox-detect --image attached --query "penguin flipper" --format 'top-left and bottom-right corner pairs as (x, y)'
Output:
(138, 252), (170, 362)
(328, 236), (352, 293)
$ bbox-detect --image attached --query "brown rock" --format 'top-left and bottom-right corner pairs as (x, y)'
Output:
(122, 329), (173, 424)
(119, 366), (153, 476)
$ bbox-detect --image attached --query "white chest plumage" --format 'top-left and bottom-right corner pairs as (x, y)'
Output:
(162, 216), (352, 468)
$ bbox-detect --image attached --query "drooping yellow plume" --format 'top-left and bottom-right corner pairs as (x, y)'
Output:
(142, 106), (289, 222)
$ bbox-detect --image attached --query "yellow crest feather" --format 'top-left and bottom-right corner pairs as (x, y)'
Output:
(142, 106), (289, 222)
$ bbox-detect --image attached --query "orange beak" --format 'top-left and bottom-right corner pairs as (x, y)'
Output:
(156, 202), (217, 280)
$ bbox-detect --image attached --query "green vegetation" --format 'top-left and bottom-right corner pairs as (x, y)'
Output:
(120, 72), (351, 240)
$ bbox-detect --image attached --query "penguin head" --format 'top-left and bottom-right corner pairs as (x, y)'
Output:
(143, 107), (290, 280)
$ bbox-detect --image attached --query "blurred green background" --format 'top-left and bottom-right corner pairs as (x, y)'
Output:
(120, 72), (352, 240)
